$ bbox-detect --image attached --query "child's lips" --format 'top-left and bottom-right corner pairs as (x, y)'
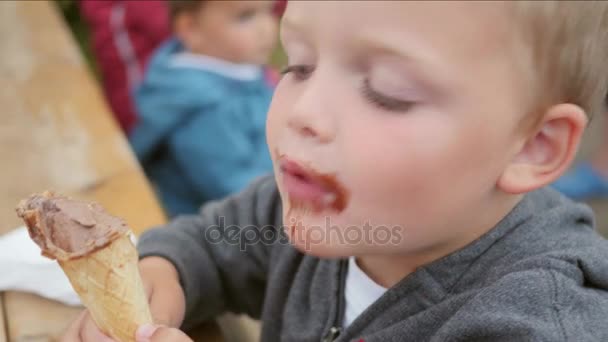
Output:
(278, 156), (349, 213)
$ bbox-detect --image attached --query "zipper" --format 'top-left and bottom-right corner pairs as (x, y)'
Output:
(322, 259), (348, 342)
(322, 327), (342, 342)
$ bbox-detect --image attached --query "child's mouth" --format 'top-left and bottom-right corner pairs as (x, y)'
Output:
(278, 155), (349, 213)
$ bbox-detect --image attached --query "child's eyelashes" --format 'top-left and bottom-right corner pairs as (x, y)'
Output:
(362, 78), (416, 112)
(280, 64), (315, 81)
(280, 65), (415, 112)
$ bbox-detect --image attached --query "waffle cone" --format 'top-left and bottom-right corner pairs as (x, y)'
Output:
(58, 232), (153, 342)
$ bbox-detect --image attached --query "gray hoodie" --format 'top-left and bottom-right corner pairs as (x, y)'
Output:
(138, 175), (608, 341)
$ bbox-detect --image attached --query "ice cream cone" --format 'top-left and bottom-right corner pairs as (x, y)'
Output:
(15, 192), (153, 342)
(59, 232), (152, 342)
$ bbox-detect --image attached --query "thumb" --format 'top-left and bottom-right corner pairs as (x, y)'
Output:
(135, 324), (159, 342)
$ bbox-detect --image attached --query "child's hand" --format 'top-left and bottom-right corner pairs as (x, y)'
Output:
(62, 256), (186, 341)
(63, 310), (115, 342)
(138, 256), (187, 327)
(135, 324), (193, 342)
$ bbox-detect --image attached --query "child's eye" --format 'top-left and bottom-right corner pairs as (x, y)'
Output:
(362, 78), (415, 112)
(237, 9), (256, 22)
(280, 65), (315, 82)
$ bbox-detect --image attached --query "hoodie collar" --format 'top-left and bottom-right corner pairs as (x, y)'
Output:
(169, 52), (263, 81)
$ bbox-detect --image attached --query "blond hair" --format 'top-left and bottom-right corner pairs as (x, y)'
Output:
(513, 1), (608, 124)
(167, 0), (204, 22)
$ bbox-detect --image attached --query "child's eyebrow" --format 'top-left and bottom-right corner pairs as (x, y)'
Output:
(280, 14), (450, 97)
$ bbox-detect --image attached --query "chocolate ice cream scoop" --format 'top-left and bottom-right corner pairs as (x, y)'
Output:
(16, 191), (128, 261)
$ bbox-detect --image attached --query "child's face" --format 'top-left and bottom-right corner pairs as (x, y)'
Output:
(267, 2), (531, 258)
(185, 1), (277, 64)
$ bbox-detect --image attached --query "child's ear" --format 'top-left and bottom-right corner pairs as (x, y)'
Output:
(497, 103), (588, 194)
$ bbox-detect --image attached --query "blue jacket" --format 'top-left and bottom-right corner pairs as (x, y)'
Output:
(130, 38), (274, 216)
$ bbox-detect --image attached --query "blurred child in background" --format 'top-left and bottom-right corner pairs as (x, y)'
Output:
(130, 0), (279, 217)
(80, 0), (170, 134)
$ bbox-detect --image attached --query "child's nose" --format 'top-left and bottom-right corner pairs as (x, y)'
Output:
(286, 76), (337, 143)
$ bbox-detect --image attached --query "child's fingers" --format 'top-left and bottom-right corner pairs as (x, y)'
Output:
(148, 281), (186, 327)
(62, 310), (88, 341)
(62, 310), (115, 342)
(139, 257), (186, 328)
(81, 311), (116, 342)
(135, 324), (193, 342)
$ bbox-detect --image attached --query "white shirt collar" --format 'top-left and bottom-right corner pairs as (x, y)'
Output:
(343, 257), (388, 327)
(169, 52), (263, 81)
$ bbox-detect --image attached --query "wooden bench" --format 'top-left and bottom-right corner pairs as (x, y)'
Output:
(0, 1), (226, 340)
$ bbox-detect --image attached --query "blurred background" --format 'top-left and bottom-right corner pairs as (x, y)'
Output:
(55, 0), (287, 77)
(0, 1), (287, 341)
(54, 0), (287, 218)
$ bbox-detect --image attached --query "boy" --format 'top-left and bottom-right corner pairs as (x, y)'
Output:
(129, 0), (278, 216)
(68, 1), (608, 341)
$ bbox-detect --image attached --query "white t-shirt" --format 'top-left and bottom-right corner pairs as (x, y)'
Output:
(343, 257), (389, 327)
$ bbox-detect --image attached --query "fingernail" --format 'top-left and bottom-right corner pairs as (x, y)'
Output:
(136, 324), (159, 342)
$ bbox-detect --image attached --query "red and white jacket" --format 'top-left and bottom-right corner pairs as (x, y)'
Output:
(80, 0), (170, 134)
